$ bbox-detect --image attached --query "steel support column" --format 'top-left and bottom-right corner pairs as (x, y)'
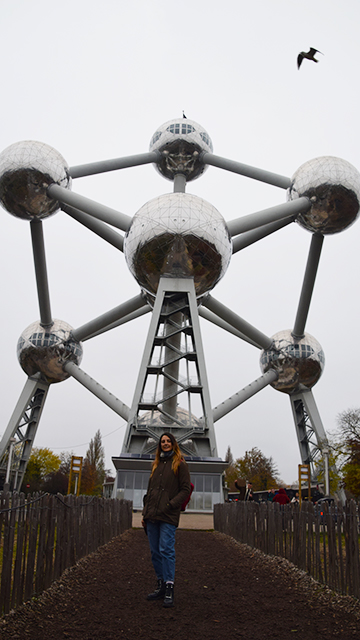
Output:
(122, 277), (218, 458)
(0, 375), (49, 491)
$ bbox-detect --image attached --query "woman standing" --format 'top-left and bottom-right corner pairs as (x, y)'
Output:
(142, 432), (191, 608)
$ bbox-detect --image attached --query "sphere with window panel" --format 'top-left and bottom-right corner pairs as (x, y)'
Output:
(17, 319), (83, 384)
(259, 330), (325, 394)
(149, 118), (213, 181)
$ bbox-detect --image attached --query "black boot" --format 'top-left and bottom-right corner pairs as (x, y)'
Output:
(147, 579), (165, 600)
(163, 582), (174, 608)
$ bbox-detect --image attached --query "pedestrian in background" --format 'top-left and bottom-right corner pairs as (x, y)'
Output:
(273, 487), (290, 505)
(244, 481), (254, 501)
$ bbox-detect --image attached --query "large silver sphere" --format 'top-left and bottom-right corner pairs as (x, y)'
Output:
(17, 319), (82, 384)
(287, 156), (360, 234)
(139, 407), (202, 430)
(0, 141), (71, 220)
(140, 408), (201, 455)
(259, 330), (325, 394)
(124, 193), (232, 297)
(149, 118), (213, 181)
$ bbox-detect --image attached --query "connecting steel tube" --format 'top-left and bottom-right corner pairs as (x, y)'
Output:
(211, 370), (279, 423)
(227, 197), (310, 238)
(69, 151), (160, 178)
(47, 184), (132, 232)
(72, 294), (147, 342)
(202, 295), (273, 350)
(64, 361), (130, 421)
(202, 152), (291, 189)
(232, 217), (294, 254)
(62, 204), (125, 252)
(30, 220), (52, 327)
(292, 233), (324, 339)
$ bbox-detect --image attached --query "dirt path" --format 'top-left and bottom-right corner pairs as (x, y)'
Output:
(1, 528), (360, 640)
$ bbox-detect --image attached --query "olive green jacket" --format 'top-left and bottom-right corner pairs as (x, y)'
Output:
(142, 456), (191, 527)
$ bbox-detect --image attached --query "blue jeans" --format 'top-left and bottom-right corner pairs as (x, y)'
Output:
(146, 520), (177, 583)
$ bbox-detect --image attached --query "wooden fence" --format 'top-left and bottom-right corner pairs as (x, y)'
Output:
(214, 500), (360, 599)
(0, 491), (133, 615)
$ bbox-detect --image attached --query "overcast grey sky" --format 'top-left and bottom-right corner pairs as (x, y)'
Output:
(0, 0), (359, 484)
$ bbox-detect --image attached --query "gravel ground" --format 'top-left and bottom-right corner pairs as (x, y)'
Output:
(1, 528), (360, 639)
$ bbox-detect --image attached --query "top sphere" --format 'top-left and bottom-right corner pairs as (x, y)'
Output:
(0, 140), (71, 220)
(287, 156), (360, 234)
(149, 118), (213, 182)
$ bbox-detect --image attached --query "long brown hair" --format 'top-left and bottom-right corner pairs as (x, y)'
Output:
(150, 432), (184, 477)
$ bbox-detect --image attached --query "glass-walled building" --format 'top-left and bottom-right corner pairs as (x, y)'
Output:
(112, 455), (227, 512)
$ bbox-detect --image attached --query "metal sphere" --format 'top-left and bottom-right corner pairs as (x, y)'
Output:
(259, 330), (325, 394)
(0, 141), (71, 220)
(149, 118), (213, 181)
(139, 407), (202, 430)
(287, 156), (360, 234)
(17, 319), (82, 384)
(124, 193), (232, 297)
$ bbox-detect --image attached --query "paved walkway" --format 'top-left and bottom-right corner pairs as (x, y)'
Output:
(132, 510), (214, 529)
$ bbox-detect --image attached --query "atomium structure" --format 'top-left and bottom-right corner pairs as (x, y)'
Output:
(1, 118), (359, 507)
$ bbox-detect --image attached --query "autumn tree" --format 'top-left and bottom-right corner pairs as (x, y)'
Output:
(330, 408), (360, 497)
(81, 430), (106, 495)
(233, 447), (280, 492)
(22, 447), (61, 493)
(42, 451), (74, 494)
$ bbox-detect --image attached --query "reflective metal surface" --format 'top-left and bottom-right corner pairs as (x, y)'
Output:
(124, 193), (232, 296)
(259, 329), (324, 394)
(149, 118), (213, 181)
(0, 141), (71, 220)
(287, 156), (360, 234)
(17, 319), (82, 384)
(140, 407), (201, 430)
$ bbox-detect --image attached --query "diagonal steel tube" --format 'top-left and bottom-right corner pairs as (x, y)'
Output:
(199, 307), (259, 348)
(62, 204), (124, 251)
(227, 198), (310, 237)
(69, 150), (160, 178)
(232, 217), (294, 254)
(202, 295), (273, 350)
(201, 152), (291, 189)
(211, 370), (278, 423)
(47, 184), (132, 232)
(63, 361), (130, 421)
(72, 294), (147, 342)
(292, 233), (324, 339)
(83, 305), (151, 341)
(30, 220), (53, 327)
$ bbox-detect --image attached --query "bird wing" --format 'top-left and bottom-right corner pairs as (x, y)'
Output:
(297, 53), (304, 69)
(309, 47), (323, 55)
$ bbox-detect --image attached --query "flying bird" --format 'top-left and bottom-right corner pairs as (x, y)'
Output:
(297, 47), (323, 69)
